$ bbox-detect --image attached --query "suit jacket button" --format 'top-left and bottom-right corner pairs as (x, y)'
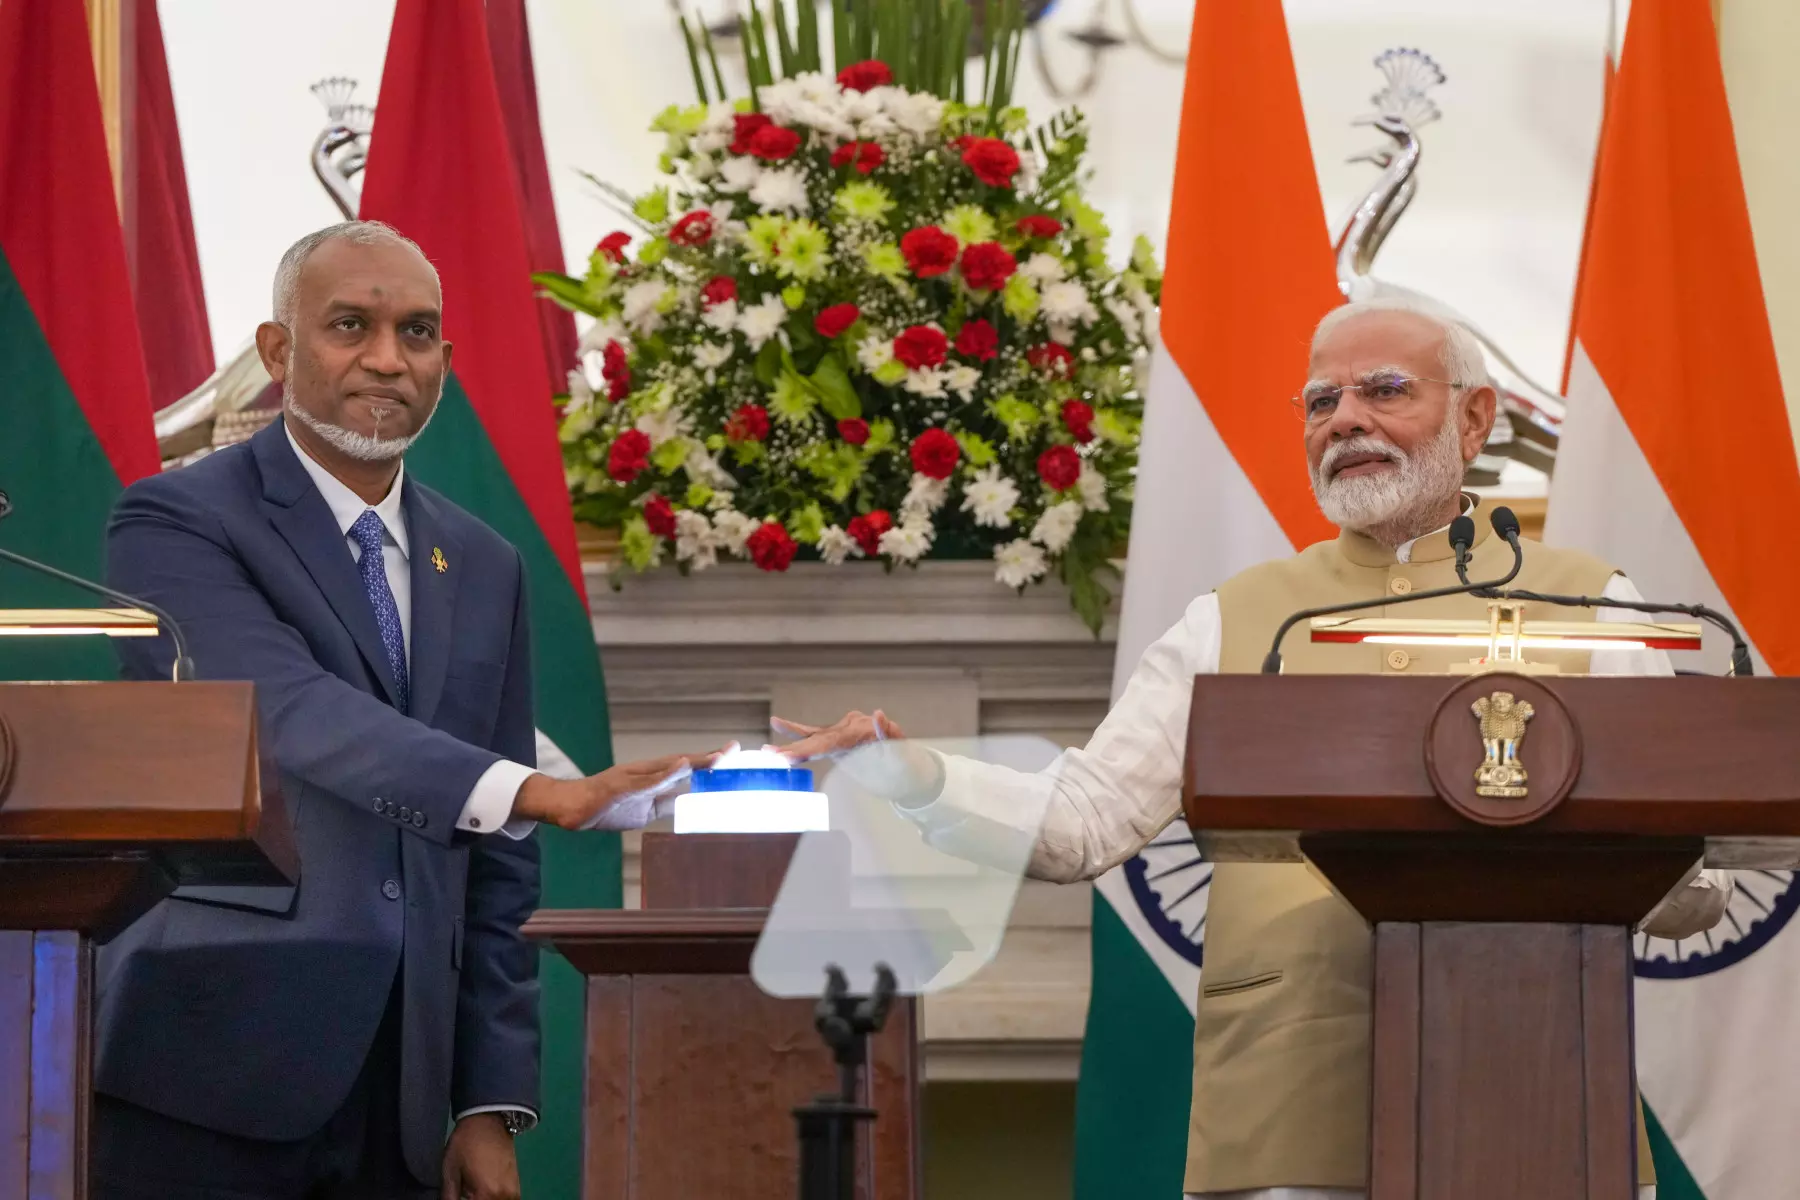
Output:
(382, 880), (402, 901)
(398, 806), (411, 822)
(411, 811), (427, 829)
(372, 797), (385, 813)
(385, 801), (398, 817)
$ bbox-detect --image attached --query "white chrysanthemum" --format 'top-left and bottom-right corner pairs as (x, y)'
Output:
(1077, 462), (1110, 512)
(994, 539), (1049, 589)
(749, 166), (810, 214)
(692, 128), (731, 155)
(902, 367), (947, 398)
(634, 405), (690, 448)
(901, 473), (950, 523)
(1031, 500), (1084, 553)
(1047, 322), (1077, 347)
(688, 153), (719, 181)
(1020, 253), (1067, 286)
(701, 298), (740, 337)
(693, 342), (732, 373)
(712, 510), (762, 556)
(673, 510), (719, 570)
(885, 90), (944, 136)
(842, 89), (884, 124)
(1042, 280), (1100, 327)
(960, 466), (1020, 529)
(945, 364), (982, 401)
(737, 294), (789, 351)
(717, 155), (763, 193)
(701, 101), (737, 135)
(622, 279), (671, 335)
(856, 333), (894, 373)
(817, 525), (860, 566)
(577, 317), (627, 356)
(566, 368), (596, 411)
(879, 519), (934, 563)
(1138, 301), (1160, 345)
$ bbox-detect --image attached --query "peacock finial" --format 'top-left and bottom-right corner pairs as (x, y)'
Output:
(335, 103), (374, 137)
(310, 77), (362, 124)
(1366, 48), (1445, 129)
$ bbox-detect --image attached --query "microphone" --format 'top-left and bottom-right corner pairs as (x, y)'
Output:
(1449, 514), (1476, 586)
(1260, 507), (1524, 674)
(0, 492), (196, 682)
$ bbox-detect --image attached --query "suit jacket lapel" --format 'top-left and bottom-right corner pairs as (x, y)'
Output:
(402, 478), (461, 727)
(252, 420), (405, 710)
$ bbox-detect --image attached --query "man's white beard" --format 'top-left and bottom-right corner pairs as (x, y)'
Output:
(1309, 411), (1466, 544)
(283, 381), (433, 463)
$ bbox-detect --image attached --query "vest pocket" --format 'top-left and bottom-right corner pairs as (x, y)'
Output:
(1200, 969), (1284, 999)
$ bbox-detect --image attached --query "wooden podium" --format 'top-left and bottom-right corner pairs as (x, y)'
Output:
(526, 832), (922, 1200)
(1183, 673), (1800, 1200)
(0, 682), (293, 1199)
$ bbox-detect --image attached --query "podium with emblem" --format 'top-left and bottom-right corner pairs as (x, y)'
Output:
(1181, 667), (1800, 1200)
(0, 680), (292, 1198)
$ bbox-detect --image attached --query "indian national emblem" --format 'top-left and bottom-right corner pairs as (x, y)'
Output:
(1470, 691), (1535, 798)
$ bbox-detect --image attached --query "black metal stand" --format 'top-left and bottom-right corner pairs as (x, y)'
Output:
(795, 962), (896, 1200)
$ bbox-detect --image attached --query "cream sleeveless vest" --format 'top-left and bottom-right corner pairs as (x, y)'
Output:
(1180, 501), (1654, 1193)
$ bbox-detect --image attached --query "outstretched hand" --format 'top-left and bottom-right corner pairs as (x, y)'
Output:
(767, 709), (906, 763)
(513, 742), (737, 831)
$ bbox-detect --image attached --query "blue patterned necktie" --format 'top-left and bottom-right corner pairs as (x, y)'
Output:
(349, 509), (410, 713)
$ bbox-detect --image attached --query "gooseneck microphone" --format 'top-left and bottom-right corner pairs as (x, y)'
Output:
(1449, 514), (1476, 586)
(1260, 506), (1524, 674)
(0, 490), (195, 682)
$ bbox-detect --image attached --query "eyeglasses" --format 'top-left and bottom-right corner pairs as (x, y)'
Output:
(1291, 371), (1466, 424)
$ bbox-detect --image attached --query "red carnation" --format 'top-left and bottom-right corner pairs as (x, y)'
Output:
(747, 124), (802, 162)
(900, 225), (960, 278)
(910, 428), (961, 480)
(1026, 342), (1077, 379)
(607, 430), (652, 483)
(837, 418), (871, 445)
(846, 509), (893, 556)
(1061, 399), (1096, 444)
(601, 340), (632, 401)
(960, 136), (1022, 189)
(725, 403), (771, 443)
(643, 494), (677, 538)
(1015, 214), (1064, 239)
(747, 522), (799, 572)
(893, 325), (949, 371)
(701, 275), (738, 307)
(1037, 445), (1081, 492)
(729, 112), (773, 155)
(669, 210), (715, 246)
(960, 241), (1017, 292)
(830, 140), (885, 175)
(597, 231), (631, 263)
(837, 59), (894, 93)
(815, 303), (861, 339)
(954, 319), (999, 362)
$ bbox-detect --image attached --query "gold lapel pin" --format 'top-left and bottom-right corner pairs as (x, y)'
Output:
(431, 547), (448, 574)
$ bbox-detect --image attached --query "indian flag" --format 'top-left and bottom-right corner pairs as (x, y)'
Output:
(1545, 0), (1800, 1195)
(0, 0), (161, 683)
(1071, 4), (1339, 1195)
(360, 0), (616, 1192)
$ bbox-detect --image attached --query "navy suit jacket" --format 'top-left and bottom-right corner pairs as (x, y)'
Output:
(95, 418), (540, 1184)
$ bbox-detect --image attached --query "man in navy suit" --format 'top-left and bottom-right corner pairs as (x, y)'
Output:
(96, 221), (715, 1200)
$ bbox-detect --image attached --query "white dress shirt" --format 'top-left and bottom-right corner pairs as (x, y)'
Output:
(286, 425), (537, 839)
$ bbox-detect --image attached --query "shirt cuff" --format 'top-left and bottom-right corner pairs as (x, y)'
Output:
(457, 760), (540, 840)
(454, 1104), (539, 1131)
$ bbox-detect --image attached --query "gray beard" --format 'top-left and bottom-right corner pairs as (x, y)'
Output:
(1309, 413), (1467, 547)
(282, 381), (432, 463)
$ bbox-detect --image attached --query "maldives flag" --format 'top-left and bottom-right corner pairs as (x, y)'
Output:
(0, 0), (160, 682)
(360, 0), (614, 1192)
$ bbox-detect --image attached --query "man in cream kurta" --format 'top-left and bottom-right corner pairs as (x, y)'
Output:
(771, 301), (1732, 1200)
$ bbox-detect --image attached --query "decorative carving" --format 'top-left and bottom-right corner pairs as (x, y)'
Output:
(1471, 690), (1535, 798)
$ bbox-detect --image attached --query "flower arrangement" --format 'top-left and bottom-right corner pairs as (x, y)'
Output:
(541, 0), (1161, 632)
